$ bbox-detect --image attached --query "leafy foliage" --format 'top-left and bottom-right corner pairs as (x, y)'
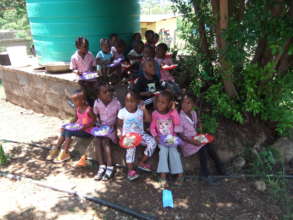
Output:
(0, 0), (30, 39)
(172, 0), (293, 135)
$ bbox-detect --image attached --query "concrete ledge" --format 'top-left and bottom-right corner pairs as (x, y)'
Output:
(0, 65), (79, 119)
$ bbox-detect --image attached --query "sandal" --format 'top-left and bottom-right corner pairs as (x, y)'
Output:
(159, 178), (168, 188)
(102, 166), (114, 181)
(94, 165), (106, 181)
(174, 176), (184, 186)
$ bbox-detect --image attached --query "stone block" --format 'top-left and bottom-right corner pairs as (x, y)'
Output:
(45, 92), (62, 107)
(43, 105), (60, 117)
(2, 70), (18, 83)
(16, 72), (29, 86)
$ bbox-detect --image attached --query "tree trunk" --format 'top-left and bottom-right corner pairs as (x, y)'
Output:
(219, 0), (238, 97)
(192, 0), (213, 74)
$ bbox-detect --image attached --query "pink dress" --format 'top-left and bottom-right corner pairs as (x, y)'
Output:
(93, 97), (121, 143)
(155, 56), (175, 82)
(150, 109), (180, 137)
(178, 110), (206, 157)
(70, 51), (96, 73)
(76, 107), (94, 133)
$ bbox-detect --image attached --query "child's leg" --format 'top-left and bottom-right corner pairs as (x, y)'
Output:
(198, 147), (209, 177)
(93, 137), (104, 165)
(206, 143), (225, 175)
(46, 129), (66, 160)
(126, 147), (136, 170)
(126, 147), (139, 180)
(101, 138), (114, 180)
(169, 146), (183, 175)
(157, 145), (170, 179)
(102, 138), (113, 166)
(62, 137), (72, 152)
(93, 137), (107, 180)
(138, 133), (157, 167)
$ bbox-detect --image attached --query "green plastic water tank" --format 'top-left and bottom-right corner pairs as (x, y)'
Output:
(26, 0), (140, 64)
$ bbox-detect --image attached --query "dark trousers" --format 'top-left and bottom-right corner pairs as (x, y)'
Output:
(198, 143), (224, 177)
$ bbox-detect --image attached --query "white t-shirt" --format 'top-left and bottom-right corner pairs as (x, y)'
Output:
(118, 107), (144, 135)
(128, 49), (143, 64)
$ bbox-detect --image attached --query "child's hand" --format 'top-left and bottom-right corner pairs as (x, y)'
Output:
(73, 70), (82, 75)
(171, 101), (176, 110)
(140, 104), (147, 111)
(155, 136), (160, 143)
(192, 139), (201, 145)
(117, 128), (122, 138)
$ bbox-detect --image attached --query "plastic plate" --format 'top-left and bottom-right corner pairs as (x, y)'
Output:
(119, 132), (142, 149)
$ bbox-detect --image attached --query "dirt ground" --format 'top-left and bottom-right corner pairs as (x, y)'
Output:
(0, 83), (286, 220)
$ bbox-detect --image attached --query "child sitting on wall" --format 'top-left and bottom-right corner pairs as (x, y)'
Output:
(70, 37), (98, 107)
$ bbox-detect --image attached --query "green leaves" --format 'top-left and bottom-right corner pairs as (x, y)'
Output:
(172, 0), (293, 136)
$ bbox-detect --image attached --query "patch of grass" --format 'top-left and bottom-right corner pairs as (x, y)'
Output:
(0, 80), (5, 99)
(244, 147), (293, 219)
(0, 144), (8, 165)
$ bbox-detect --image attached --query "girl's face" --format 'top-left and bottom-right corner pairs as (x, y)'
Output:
(116, 44), (125, 54)
(78, 42), (88, 56)
(156, 47), (166, 58)
(125, 93), (138, 113)
(156, 95), (171, 113)
(98, 86), (112, 104)
(135, 43), (144, 54)
(71, 94), (85, 107)
(153, 35), (159, 44)
(101, 42), (111, 53)
(133, 33), (142, 41)
(143, 61), (156, 76)
(110, 36), (118, 46)
(181, 96), (194, 113)
(146, 32), (154, 43)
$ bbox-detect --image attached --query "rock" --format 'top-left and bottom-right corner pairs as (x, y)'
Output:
(254, 180), (266, 192)
(271, 137), (293, 162)
(233, 156), (246, 169)
(253, 132), (266, 150)
(217, 149), (236, 163)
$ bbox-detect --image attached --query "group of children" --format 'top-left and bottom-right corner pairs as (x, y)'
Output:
(47, 30), (225, 186)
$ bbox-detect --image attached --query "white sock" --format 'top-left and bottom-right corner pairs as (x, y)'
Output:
(105, 166), (114, 176)
(97, 165), (106, 174)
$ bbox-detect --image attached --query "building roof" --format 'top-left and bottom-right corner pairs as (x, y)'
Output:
(140, 14), (178, 23)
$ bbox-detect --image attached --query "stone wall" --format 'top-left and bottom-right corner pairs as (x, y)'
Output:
(0, 65), (79, 119)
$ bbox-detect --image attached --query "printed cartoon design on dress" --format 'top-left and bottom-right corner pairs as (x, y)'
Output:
(157, 119), (172, 135)
(147, 83), (156, 93)
(125, 117), (143, 134)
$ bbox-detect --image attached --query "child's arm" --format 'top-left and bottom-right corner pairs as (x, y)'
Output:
(139, 91), (154, 98)
(83, 108), (97, 129)
(70, 111), (78, 123)
(170, 108), (180, 126)
(150, 112), (158, 137)
(116, 118), (123, 138)
(70, 58), (82, 75)
(141, 105), (151, 123)
(96, 57), (111, 65)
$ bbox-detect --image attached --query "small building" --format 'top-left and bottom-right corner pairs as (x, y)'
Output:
(140, 14), (182, 49)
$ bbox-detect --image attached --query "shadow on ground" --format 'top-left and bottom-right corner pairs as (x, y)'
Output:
(0, 135), (285, 220)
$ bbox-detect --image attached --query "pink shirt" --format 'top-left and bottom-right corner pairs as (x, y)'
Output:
(93, 97), (121, 127)
(150, 109), (180, 137)
(178, 110), (206, 157)
(155, 56), (175, 82)
(76, 106), (94, 133)
(70, 51), (96, 73)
